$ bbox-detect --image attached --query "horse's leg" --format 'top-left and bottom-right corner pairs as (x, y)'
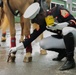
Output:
(1, 16), (6, 42)
(1, 0), (17, 62)
(0, 7), (6, 42)
(3, 9), (16, 62)
(7, 15), (16, 62)
(23, 18), (32, 62)
(19, 16), (24, 43)
(8, 16), (16, 62)
(19, 16), (32, 62)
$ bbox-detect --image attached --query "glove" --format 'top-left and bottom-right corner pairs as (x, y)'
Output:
(46, 22), (69, 30)
(56, 22), (69, 29)
(46, 22), (57, 30)
(46, 27), (62, 35)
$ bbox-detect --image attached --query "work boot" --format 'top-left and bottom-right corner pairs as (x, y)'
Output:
(51, 49), (66, 61)
(52, 53), (66, 61)
(59, 58), (75, 71)
(60, 32), (75, 71)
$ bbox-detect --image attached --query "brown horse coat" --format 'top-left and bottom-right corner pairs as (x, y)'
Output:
(3, 0), (34, 37)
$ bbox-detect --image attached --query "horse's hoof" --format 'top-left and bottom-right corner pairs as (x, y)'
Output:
(7, 56), (16, 63)
(1, 37), (6, 42)
(7, 53), (16, 63)
(1, 40), (6, 42)
(23, 56), (32, 63)
(40, 50), (47, 55)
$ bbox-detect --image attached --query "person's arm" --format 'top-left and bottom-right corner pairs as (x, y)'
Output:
(23, 24), (46, 48)
(46, 27), (62, 35)
(46, 22), (69, 35)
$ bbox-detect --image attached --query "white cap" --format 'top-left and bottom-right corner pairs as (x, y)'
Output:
(23, 2), (40, 19)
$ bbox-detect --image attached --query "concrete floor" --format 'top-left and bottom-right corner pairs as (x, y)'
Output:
(0, 23), (76, 75)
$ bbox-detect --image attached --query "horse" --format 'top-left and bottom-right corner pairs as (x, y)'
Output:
(0, 1), (9, 42)
(2, 0), (51, 63)
(0, 2), (42, 43)
(0, 5), (27, 43)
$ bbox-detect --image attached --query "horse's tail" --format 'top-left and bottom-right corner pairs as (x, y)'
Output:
(1, 14), (9, 32)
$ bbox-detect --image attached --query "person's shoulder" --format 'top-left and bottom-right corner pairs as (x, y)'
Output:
(56, 5), (68, 12)
(56, 5), (63, 9)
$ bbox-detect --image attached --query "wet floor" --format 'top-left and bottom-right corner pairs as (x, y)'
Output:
(0, 23), (76, 75)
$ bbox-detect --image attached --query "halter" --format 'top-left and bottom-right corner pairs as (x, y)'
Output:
(7, 0), (19, 16)
(7, 0), (44, 16)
